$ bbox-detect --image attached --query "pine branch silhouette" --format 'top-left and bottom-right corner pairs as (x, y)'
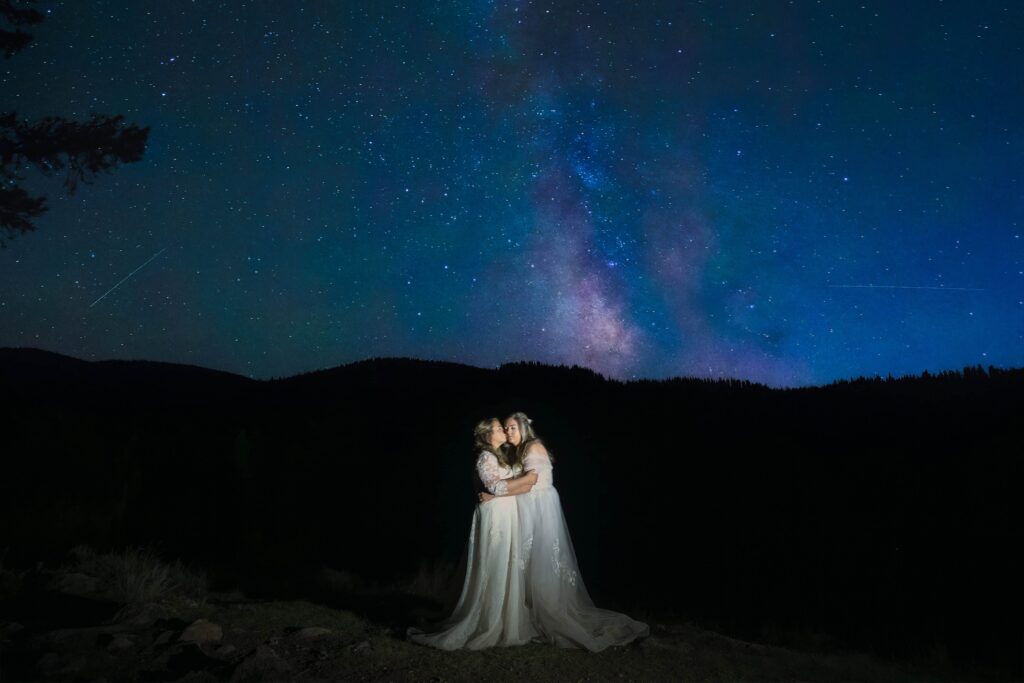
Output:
(0, 1), (150, 245)
(0, 0), (43, 58)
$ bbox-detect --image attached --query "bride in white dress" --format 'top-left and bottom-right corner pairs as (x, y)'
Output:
(408, 417), (539, 649)
(481, 412), (649, 652)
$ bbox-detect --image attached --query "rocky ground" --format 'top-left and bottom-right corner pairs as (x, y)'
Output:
(0, 557), (962, 682)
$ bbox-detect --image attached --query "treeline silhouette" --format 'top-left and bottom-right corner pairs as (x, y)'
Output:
(0, 348), (1020, 678)
(1, 0), (150, 245)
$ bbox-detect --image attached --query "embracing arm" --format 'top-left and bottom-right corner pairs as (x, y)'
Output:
(504, 442), (550, 494)
(487, 442), (552, 503)
(477, 452), (538, 502)
(522, 441), (552, 480)
(476, 452), (537, 496)
(479, 472), (537, 502)
(493, 470), (538, 497)
(522, 440), (550, 473)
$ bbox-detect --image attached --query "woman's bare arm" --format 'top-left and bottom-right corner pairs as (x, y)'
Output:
(479, 470), (537, 501)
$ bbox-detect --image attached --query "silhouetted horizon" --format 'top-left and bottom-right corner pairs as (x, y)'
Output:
(3, 345), (1019, 390)
(2, 343), (1022, 678)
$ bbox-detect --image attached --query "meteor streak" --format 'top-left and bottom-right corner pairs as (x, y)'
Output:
(88, 248), (167, 308)
(828, 284), (985, 291)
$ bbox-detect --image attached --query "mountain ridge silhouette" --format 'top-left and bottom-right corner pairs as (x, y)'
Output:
(1, 345), (1020, 675)
(3, 346), (1018, 393)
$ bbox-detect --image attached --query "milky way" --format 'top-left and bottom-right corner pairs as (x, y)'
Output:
(1, 1), (1021, 386)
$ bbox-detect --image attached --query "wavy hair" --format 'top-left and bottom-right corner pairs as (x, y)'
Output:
(505, 411), (552, 467)
(473, 417), (510, 468)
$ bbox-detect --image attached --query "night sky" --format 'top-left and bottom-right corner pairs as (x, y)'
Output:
(1, 0), (1021, 386)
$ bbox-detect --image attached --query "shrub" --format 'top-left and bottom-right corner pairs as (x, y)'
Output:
(62, 544), (207, 607)
(0, 560), (27, 600)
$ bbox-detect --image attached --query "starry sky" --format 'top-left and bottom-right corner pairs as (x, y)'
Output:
(1, 0), (1021, 386)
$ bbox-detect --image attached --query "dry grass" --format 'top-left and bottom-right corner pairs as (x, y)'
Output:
(398, 558), (458, 601)
(0, 559), (28, 600)
(63, 544), (207, 607)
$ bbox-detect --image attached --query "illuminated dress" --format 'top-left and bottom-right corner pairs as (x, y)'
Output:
(408, 450), (537, 649)
(517, 446), (649, 651)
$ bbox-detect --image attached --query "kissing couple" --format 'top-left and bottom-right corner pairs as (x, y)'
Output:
(408, 412), (648, 651)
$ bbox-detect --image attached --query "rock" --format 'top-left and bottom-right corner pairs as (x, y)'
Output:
(37, 624), (128, 651)
(147, 642), (225, 681)
(214, 644), (238, 658)
(121, 601), (173, 626)
(230, 644), (292, 682)
(55, 572), (100, 596)
(60, 655), (89, 677)
(154, 617), (192, 631)
(0, 621), (24, 639)
(36, 652), (62, 676)
(107, 635), (134, 652)
(292, 626), (332, 640)
(175, 671), (220, 683)
(155, 629), (176, 645)
(350, 640), (371, 654)
(211, 589), (247, 603)
(180, 618), (222, 644)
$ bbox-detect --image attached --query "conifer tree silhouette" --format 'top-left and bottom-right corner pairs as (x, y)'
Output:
(0, 0), (150, 245)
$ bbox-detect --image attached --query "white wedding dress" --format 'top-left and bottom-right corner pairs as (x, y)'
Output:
(408, 450), (538, 649)
(517, 448), (649, 651)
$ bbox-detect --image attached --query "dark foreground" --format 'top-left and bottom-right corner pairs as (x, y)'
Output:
(1, 349), (1021, 680)
(0, 551), (957, 683)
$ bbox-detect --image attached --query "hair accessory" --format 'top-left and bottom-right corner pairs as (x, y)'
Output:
(527, 418), (533, 424)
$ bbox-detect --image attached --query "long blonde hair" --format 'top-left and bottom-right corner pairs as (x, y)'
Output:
(473, 417), (511, 468)
(505, 411), (552, 466)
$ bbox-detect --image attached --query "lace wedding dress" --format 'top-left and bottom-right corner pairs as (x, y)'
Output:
(408, 450), (538, 649)
(517, 448), (649, 651)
